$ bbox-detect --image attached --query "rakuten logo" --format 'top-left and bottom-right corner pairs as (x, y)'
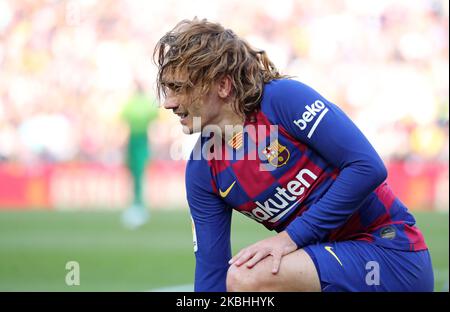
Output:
(293, 100), (329, 138)
(242, 168), (318, 223)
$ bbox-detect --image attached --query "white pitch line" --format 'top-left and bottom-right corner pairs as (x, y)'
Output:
(145, 268), (449, 292)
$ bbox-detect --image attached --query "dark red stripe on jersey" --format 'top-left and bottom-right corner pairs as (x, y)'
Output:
(231, 158), (277, 198)
(276, 153), (325, 190)
(404, 224), (427, 251)
(208, 143), (232, 176)
(210, 178), (218, 194)
(374, 183), (396, 211)
(259, 110), (308, 154)
(328, 212), (365, 242)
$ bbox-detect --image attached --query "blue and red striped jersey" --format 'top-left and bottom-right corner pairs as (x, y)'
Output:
(186, 79), (427, 292)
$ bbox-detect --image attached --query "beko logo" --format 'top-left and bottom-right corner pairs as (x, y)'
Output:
(293, 100), (328, 138)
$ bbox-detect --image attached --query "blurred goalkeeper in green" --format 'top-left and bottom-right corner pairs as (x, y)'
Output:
(120, 81), (159, 229)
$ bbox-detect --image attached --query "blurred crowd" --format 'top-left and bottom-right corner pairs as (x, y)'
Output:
(0, 0), (448, 164)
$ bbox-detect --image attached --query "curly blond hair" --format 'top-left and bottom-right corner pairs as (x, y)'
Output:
(153, 18), (286, 116)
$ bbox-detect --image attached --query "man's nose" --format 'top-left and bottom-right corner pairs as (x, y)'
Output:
(163, 95), (179, 110)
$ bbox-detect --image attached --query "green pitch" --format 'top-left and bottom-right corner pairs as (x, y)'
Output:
(0, 210), (448, 291)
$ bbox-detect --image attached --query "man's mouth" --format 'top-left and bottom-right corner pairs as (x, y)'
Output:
(175, 111), (189, 123)
(175, 112), (188, 118)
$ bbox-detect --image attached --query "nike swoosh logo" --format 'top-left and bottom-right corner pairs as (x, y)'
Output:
(219, 181), (236, 198)
(324, 246), (343, 266)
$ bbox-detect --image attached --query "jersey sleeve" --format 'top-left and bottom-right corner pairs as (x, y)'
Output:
(267, 79), (387, 248)
(186, 145), (232, 292)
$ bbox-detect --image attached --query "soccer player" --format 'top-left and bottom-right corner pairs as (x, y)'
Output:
(120, 80), (159, 229)
(153, 18), (434, 291)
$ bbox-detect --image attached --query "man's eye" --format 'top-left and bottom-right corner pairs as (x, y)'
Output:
(166, 83), (183, 93)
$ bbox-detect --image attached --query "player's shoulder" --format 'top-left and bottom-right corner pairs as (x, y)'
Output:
(261, 78), (319, 110)
(263, 78), (314, 98)
(260, 78), (321, 124)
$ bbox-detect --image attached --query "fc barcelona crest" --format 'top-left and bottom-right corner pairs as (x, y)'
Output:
(262, 140), (290, 167)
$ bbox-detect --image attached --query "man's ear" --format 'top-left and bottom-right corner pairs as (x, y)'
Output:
(217, 75), (233, 99)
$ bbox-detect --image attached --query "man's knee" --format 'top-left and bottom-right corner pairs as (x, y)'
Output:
(226, 250), (321, 292)
(226, 264), (261, 292)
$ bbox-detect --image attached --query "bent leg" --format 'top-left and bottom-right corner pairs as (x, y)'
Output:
(293, 241), (433, 292)
(227, 240), (434, 292)
(226, 248), (321, 292)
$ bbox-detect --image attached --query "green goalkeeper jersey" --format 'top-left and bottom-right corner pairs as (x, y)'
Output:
(121, 92), (159, 172)
(121, 92), (159, 135)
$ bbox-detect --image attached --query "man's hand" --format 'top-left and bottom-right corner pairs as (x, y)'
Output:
(228, 231), (298, 274)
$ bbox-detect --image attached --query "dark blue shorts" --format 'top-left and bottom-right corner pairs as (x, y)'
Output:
(303, 241), (434, 292)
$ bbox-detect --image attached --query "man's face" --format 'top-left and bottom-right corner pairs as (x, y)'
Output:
(162, 74), (222, 134)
